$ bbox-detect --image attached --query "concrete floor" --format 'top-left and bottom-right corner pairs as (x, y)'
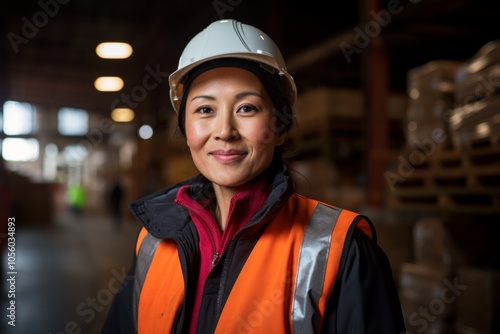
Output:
(1, 209), (141, 334)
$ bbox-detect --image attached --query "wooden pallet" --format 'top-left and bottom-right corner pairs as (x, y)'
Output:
(386, 145), (500, 214)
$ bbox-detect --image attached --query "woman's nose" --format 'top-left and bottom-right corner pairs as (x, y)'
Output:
(213, 111), (239, 141)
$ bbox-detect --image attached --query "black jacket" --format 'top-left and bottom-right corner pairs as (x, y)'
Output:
(102, 165), (406, 334)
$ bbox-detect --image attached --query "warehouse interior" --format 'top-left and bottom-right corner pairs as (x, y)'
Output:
(1, 0), (500, 333)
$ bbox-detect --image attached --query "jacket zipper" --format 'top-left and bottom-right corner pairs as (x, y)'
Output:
(211, 252), (219, 270)
(210, 238), (235, 333)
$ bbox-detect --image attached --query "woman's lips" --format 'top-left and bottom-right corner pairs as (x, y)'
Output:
(210, 150), (247, 163)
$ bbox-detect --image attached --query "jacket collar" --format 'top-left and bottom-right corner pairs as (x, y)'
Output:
(128, 163), (294, 239)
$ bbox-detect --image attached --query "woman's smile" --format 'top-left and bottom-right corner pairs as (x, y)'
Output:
(209, 149), (248, 163)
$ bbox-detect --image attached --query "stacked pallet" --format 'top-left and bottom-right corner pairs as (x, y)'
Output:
(390, 40), (500, 334)
(386, 42), (500, 215)
(386, 144), (500, 214)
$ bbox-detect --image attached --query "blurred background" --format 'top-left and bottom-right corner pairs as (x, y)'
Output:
(1, 0), (500, 333)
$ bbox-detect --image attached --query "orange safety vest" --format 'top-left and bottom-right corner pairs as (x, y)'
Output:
(134, 193), (373, 333)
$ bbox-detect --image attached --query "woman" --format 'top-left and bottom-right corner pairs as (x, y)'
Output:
(102, 19), (405, 334)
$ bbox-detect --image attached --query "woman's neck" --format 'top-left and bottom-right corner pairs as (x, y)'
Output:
(212, 185), (237, 231)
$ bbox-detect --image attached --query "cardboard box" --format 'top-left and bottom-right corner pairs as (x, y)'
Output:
(454, 39), (500, 105)
(407, 60), (462, 98)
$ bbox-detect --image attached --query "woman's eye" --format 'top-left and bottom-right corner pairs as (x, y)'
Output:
(197, 107), (212, 114)
(238, 105), (257, 113)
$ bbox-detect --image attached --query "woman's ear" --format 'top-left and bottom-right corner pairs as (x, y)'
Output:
(275, 129), (286, 146)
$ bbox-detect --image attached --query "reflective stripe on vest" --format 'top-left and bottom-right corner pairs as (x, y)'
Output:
(133, 232), (161, 332)
(291, 203), (341, 333)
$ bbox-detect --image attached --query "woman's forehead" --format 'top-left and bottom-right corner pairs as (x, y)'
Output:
(187, 67), (266, 97)
(190, 67), (262, 86)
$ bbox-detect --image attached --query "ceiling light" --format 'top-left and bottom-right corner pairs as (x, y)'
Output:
(111, 108), (135, 122)
(94, 76), (124, 92)
(96, 42), (133, 59)
(138, 125), (153, 140)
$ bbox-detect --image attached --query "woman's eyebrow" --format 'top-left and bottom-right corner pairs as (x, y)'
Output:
(191, 95), (215, 102)
(191, 91), (263, 102)
(235, 91), (263, 99)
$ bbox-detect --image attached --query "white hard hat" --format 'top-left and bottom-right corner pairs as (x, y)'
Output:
(168, 19), (297, 114)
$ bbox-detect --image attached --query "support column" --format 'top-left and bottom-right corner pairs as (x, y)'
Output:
(360, 0), (390, 208)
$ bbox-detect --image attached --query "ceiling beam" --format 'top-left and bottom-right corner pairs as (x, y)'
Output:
(285, 0), (477, 73)
(287, 30), (355, 73)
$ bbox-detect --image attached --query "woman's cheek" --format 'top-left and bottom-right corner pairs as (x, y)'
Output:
(253, 117), (278, 145)
(186, 123), (207, 148)
(256, 127), (277, 145)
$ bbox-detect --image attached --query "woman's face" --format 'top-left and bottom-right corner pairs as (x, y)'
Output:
(184, 67), (285, 191)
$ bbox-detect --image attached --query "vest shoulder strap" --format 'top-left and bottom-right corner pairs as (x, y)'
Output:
(133, 232), (161, 332)
(292, 203), (341, 333)
(292, 202), (373, 333)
